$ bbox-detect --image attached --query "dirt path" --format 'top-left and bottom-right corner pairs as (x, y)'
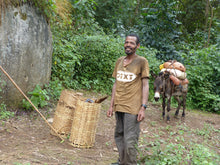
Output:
(0, 95), (219, 165)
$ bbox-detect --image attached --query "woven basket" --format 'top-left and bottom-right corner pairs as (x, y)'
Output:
(51, 89), (83, 137)
(69, 99), (101, 148)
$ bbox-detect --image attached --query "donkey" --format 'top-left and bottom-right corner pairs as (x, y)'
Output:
(151, 71), (188, 121)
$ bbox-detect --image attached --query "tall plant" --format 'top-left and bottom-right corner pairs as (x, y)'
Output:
(69, 0), (101, 34)
(94, 0), (138, 33)
(176, 0), (220, 49)
(136, 0), (183, 62)
(52, 34), (125, 93)
(183, 45), (220, 112)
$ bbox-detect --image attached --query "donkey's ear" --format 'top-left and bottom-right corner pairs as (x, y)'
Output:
(150, 70), (157, 79)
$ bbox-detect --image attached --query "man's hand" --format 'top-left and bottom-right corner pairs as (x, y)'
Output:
(137, 107), (145, 122)
(107, 107), (113, 117)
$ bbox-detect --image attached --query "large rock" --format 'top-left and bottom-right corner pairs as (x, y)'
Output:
(0, 4), (53, 107)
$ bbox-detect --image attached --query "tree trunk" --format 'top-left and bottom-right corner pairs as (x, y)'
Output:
(206, 4), (213, 47)
(204, 0), (209, 31)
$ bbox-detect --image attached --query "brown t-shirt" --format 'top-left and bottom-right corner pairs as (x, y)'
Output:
(112, 55), (149, 115)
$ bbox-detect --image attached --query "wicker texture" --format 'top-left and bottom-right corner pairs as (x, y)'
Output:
(51, 89), (82, 136)
(69, 99), (101, 148)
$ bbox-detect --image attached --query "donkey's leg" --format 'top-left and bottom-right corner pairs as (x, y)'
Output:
(166, 97), (171, 121)
(162, 97), (166, 120)
(182, 93), (187, 118)
(174, 96), (181, 118)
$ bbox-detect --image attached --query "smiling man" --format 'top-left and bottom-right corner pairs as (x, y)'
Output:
(107, 34), (149, 165)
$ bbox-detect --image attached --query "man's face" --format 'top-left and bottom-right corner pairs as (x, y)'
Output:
(124, 36), (139, 55)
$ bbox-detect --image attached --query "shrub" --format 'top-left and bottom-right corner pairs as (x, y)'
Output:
(52, 32), (159, 94)
(52, 32), (123, 93)
(183, 45), (220, 113)
(136, 47), (160, 101)
(22, 85), (49, 110)
(71, 35), (124, 93)
(45, 77), (64, 101)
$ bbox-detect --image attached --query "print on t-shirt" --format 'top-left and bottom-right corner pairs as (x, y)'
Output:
(116, 70), (136, 82)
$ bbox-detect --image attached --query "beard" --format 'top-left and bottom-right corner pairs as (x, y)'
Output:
(125, 46), (137, 55)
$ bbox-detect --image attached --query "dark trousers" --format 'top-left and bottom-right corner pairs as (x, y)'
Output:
(115, 112), (140, 165)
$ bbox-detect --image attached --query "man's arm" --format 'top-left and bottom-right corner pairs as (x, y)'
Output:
(137, 78), (149, 122)
(107, 82), (116, 117)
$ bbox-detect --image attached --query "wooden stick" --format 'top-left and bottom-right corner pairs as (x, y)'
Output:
(0, 65), (65, 142)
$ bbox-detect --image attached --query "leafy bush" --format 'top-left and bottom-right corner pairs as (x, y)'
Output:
(129, 0), (184, 62)
(51, 31), (159, 94)
(52, 32), (123, 93)
(72, 35), (124, 93)
(51, 27), (81, 89)
(45, 77), (64, 101)
(183, 45), (220, 112)
(22, 85), (49, 110)
(136, 47), (160, 101)
(70, 0), (101, 34)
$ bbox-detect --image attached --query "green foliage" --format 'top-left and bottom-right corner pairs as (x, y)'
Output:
(183, 45), (220, 112)
(22, 85), (49, 110)
(51, 26), (82, 89)
(139, 142), (220, 165)
(193, 123), (218, 139)
(138, 122), (220, 165)
(188, 144), (220, 165)
(52, 32), (125, 93)
(69, 0), (102, 34)
(177, 0), (220, 36)
(13, 163), (31, 165)
(48, 0), (220, 114)
(51, 27), (159, 94)
(137, 0), (183, 62)
(175, 31), (207, 53)
(94, 0), (220, 62)
(136, 46), (160, 101)
(72, 35), (124, 93)
(0, 0), (56, 21)
(32, 0), (56, 20)
(177, 0), (207, 34)
(95, 0), (137, 33)
(45, 77), (64, 101)
(0, 103), (14, 120)
(94, 0), (119, 32)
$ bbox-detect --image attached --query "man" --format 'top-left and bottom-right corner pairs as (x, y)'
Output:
(107, 34), (149, 165)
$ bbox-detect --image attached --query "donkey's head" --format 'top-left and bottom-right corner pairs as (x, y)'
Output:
(151, 71), (170, 101)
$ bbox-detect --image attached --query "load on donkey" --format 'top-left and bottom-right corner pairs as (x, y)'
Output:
(151, 60), (189, 122)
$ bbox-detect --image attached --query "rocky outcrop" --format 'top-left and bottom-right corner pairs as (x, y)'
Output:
(0, 4), (53, 107)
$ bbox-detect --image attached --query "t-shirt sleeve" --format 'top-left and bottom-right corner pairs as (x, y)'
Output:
(141, 58), (150, 78)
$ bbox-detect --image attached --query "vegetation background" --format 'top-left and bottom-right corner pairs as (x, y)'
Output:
(0, 0), (220, 164)
(49, 0), (220, 113)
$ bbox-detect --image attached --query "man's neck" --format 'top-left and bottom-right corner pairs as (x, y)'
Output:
(126, 53), (137, 59)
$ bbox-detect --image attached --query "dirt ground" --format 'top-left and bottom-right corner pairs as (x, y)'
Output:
(0, 92), (220, 165)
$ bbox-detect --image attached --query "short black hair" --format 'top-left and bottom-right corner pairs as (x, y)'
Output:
(127, 34), (140, 45)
